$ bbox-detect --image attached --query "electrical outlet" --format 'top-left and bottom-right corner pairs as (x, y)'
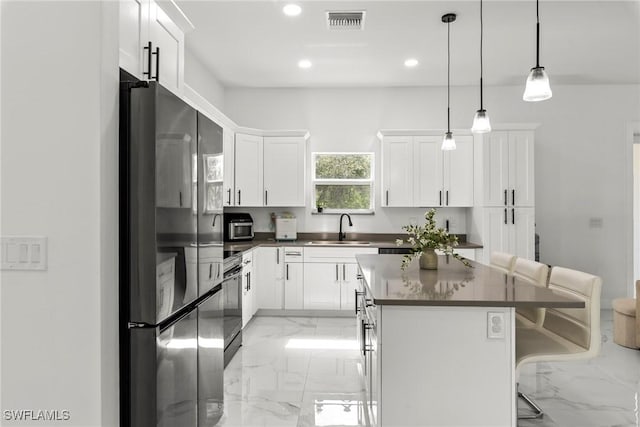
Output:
(487, 312), (505, 339)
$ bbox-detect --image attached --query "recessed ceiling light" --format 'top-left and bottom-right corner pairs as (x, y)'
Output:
(404, 58), (419, 68)
(298, 59), (312, 69)
(283, 4), (302, 16)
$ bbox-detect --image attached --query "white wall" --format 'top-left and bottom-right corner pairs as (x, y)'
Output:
(184, 47), (225, 110)
(1, 2), (119, 426)
(224, 84), (640, 306)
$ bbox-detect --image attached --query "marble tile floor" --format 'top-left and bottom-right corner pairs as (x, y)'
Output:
(218, 311), (640, 427)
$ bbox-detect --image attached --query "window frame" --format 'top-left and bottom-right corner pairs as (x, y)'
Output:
(311, 151), (375, 214)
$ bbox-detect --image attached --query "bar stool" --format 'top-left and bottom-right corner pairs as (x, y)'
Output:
(513, 258), (549, 328)
(612, 280), (639, 349)
(489, 251), (516, 274)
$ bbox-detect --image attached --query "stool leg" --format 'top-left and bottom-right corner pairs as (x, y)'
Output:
(518, 391), (544, 419)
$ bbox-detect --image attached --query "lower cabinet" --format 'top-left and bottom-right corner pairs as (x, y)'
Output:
(241, 249), (254, 328)
(471, 207), (535, 264)
(255, 246), (284, 309)
(284, 247), (304, 309)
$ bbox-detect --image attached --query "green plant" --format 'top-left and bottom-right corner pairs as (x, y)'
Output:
(395, 209), (472, 270)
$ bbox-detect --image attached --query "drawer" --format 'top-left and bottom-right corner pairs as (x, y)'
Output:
(304, 247), (377, 263)
(284, 247), (304, 263)
(156, 257), (175, 280)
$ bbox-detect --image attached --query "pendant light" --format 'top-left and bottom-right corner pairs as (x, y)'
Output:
(523, 0), (552, 101)
(442, 13), (456, 151)
(471, 0), (491, 133)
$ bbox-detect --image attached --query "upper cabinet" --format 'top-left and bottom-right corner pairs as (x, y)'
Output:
(119, 0), (190, 97)
(480, 130), (534, 207)
(380, 131), (473, 207)
(222, 127), (235, 206)
(232, 131), (308, 207)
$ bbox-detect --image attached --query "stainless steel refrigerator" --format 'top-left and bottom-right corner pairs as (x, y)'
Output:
(119, 71), (224, 427)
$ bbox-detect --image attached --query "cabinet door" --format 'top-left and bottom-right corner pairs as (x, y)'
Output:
(241, 268), (252, 328)
(255, 247), (284, 310)
(414, 136), (443, 207)
(509, 131), (535, 207)
(511, 208), (535, 260)
(444, 135), (474, 207)
(234, 134), (264, 207)
(284, 263), (304, 309)
(223, 127), (235, 206)
(119, 0), (150, 78)
(483, 131), (510, 207)
(484, 207), (510, 257)
(263, 137), (306, 206)
(149, 0), (184, 96)
(303, 263), (341, 310)
(382, 137), (414, 207)
(340, 263), (360, 311)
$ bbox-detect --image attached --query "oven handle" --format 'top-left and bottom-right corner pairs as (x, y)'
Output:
(224, 268), (243, 281)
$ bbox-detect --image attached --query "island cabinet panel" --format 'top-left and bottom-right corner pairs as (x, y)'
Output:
(377, 306), (515, 426)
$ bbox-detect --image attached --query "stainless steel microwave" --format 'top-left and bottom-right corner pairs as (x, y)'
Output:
(224, 213), (254, 241)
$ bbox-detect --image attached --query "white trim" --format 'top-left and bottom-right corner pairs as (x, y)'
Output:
(377, 124), (540, 139)
(155, 0), (195, 33)
(182, 83), (236, 129)
(236, 126), (310, 139)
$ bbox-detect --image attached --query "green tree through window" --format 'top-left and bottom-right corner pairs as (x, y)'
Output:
(313, 153), (374, 212)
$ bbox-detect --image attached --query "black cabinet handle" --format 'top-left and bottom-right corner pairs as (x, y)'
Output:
(265, 190), (268, 205)
(343, 264), (346, 281)
(276, 249), (280, 264)
(361, 319), (367, 356)
(227, 188), (231, 205)
(248, 272), (251, 290)
(286, 264), (289, 280)
(152, 47), (160, 81)
(238, 189), (241, 205)
(386, 190), (389, 205)
(336, 264), (339, 281)
(209, 263), (212, 279)
(446, 190), (449, 206)
(179, 191), (183, 207)
(143, 41), (153, 78)
(504, 208), (507, 225)
(512, 189), (515, 206)
(504, 189), (507, 206)
(439, 190), (442, 206)
(512, 208), (515, 225)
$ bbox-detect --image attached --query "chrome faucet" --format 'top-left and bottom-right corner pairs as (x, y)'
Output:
(339, 213), (353, 241)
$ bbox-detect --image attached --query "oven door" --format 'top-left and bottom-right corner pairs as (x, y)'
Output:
(223, 267), (242, 349)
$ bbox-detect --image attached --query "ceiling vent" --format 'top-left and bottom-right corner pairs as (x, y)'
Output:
(326, 11), (366, 31)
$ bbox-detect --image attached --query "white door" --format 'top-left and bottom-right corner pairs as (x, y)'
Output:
(485, 207), (510, 258)
(483, 131), (510, 207)
(223, 127), (235, 206)
(509, 131), (535, 207)
(284, 262), (304, 309)
(414, 136), (443, 207)
(255, 247), (284, 310)
(382, 137), (414, 206)
(340, 263), (360, 311)
(511, 208), (536, 260)
(445, 135), (474, 207)
(234, 133), (264, 206)
(303, 263), (341, 310)
(118, 0), (149, 79)
(263, 137), (306, 206)
(149, 0), (184, 96)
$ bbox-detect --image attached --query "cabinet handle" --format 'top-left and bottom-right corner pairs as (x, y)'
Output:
(504, 208), (507, 225)
(386, 190), (389, 206)
(504, 189), (507, 206)
(355, 290), (364, 314)
(361, 319), (367, 356)
(445, 219), (450, 232)
(265, 190), (268, 205)
(143, 41), (153, 78)
(209, 263), (212, 279)
(248, 272), (251, 290)
(512, 208), (515, 225)
(227, 188), (231, 205)
(152, 46), (160, 81)
(446, 190), (449, 206)
(336, 264), (339, 281)
(179, 191), (183, 207)
(439, 190), (442, 206)
(237, 189), (241, 205)
(343, 264), (346, 281)
(286, 264), (289, 280)
(276, 249), (279, 264)
(512, 189), (515, 206)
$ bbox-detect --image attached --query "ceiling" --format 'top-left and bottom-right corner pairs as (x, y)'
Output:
(178, 1), (640, 88)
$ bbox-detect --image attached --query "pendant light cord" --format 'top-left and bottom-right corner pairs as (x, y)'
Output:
(536, 0), (540, 67)
(447, 19), (451, 132)
(480, 0), (484, 110)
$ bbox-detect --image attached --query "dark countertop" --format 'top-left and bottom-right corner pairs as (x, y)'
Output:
(356, 254), (585, 308)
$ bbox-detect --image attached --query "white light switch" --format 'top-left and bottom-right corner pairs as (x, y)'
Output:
(487, 312), (505, 339)
(1, 236), (47, 271)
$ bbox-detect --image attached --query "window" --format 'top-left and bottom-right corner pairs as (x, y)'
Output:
(312, 152), (374, 213)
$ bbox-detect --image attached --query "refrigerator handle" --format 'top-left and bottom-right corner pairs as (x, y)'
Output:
(152, 47), (160, 81)
(238, 189), (241, 205)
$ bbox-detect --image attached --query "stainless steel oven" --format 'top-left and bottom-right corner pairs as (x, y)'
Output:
(222, 253), (243, 367)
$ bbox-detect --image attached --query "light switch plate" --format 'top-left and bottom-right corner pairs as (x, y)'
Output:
(1, 236), (47, 271)
(487, 311), (505, 339)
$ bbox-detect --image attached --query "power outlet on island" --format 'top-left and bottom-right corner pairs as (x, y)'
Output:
(487, 312), (505, 339)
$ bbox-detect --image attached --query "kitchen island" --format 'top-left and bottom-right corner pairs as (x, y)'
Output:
(355, 254), (584, 427)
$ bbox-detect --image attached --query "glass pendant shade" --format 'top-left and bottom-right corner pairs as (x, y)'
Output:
(471, 109), (491, 133)
(523, 66), (552, 102)
(441, 132), (456, 151)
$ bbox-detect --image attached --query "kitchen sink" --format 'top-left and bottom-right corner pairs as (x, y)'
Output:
(306, 240), (371, 246)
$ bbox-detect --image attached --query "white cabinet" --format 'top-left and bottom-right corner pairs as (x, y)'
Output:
(241, 250), (254, 328)
(234, 133), (264, 207)
(475, 207), (535, 262)
(482, 130), (534, 207)
(255, 247), (284, 310)
(381, 132), (473, 207)
(284, 248), (304, 309)
(263, 137), (306, 207)
(223, 127), (235, 206)
(118, 0), (186, 96)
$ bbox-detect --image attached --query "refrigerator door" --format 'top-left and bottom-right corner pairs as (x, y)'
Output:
(128, 82), (198, 325)
(198, 288), (224, 426)
(129, 309), (198, 427)
(197, 112), (224, 297)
